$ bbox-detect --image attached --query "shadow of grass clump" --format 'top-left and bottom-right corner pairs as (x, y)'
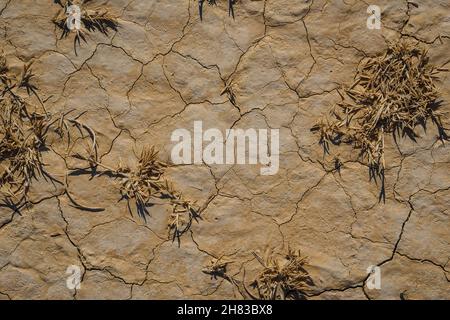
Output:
(311, 41), (449, 201)
(53, 0), (118, 55)
(198, 0), (236, 21)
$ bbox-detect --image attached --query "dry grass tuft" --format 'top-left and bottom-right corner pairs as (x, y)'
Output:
(311, 41), (449, 201)
(246, 247), (311, 300)
(198, 0), (236, 21)
(0, 54), (100, 212)
(124, 148), (199, 244)
(1, 57), (48, 208)
(72, 145), (200, 244)
(53, 0), (118, 55)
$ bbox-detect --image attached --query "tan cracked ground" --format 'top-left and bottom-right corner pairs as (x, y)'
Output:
(0, 0), (449, 300)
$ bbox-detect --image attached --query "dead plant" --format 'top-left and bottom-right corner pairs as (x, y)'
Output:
(311, 41), (449, 201)
(0, 54), (100, 212)
(0, 54), (197, 243)
(245, 247), (311, 300)
(53, 0), (118, 55)
(71, 145), (200, 244)
(0, 57), (48, 208)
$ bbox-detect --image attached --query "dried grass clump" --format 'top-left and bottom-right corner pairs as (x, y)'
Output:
(198, 0), (236, 21)
(246, 248), (311, 300)
(311, 41), (449, 201)
(72, 145), (199, 244)
(0, 58), (48, 208)
(53, 0), (118, 55)
(0, 55), (95, 211)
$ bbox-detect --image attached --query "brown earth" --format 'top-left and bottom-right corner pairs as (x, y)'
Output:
(0, 0), (449, 300)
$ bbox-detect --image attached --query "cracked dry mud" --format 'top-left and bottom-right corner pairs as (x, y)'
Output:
(0, 0), (449, 300)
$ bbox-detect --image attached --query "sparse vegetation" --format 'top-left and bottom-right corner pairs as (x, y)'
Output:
(53, 0), (118, 55)
(0, 52), (199, 243)
(0, 55), (48, 209)
(311, 41), (449, 201)
(245, 248), (311, 300)
(72, 145), (200, 244)
(0, 54), (95, 211)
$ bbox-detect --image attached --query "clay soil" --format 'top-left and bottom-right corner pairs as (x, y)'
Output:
(0, 0), (449, 300)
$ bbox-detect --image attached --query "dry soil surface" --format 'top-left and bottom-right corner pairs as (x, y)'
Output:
(0, 0), (449, 300)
